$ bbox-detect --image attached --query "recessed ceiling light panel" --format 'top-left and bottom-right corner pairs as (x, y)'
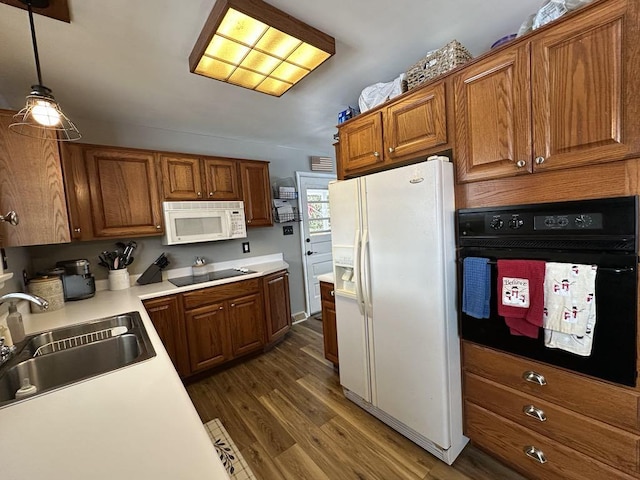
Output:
(189, 0), (335, 97)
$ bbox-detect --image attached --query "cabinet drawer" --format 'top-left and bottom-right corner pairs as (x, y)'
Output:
(465, 372), (640, 473)
(463, 342), (640, 431)
(182, 278), (260, 310)
(465, 401), (637, 480)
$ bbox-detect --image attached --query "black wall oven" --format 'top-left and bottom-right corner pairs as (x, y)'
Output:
(457, 196), (638, 387)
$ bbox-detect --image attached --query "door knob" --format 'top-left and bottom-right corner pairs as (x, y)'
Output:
(307, 250), (314, 256)
(306, 238), (311, 243)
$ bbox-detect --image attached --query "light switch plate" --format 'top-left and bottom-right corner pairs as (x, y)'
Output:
(242, 242), (250, 253)
(283, 225), (294, 235)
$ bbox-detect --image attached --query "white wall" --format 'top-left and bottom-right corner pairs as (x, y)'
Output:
(26, 117), (336, 315)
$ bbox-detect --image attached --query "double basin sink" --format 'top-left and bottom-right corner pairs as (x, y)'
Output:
(0, 311), (156, 408)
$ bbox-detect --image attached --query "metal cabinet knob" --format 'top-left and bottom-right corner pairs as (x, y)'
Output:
(156, 225), (162, 229)
(388, 147), (395, 153)
(535, 156), (545, 165)
(523, 446), (547, 464)
(219, 306), (223, 310)
(516, 160), (526, 168)
(73, 227), (81, 233)
(523, 405), (547, 422)
(0, 211), (19, 226)
(523, 370), (547, 386)
(197, 191), (202, 197)
(330, 290), (335, 297)
(209, 192), (214, 197)
(230, 303), (235, 307)
(373, 151), (380, 157)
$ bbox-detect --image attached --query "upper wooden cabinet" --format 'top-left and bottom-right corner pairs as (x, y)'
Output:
(338, 81), (448, 178)
(159, 154), (241, 201)
(85, 147), (163, 238)
(0, 110), (70, 247)
(455, 0), (639, 183)
(239, 160), (273, 227)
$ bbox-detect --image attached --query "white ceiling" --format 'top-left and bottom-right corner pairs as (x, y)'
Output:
(0, 0), (543, 153)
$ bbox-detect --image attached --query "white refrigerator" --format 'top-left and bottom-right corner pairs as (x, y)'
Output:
(329, 157), (467, 464)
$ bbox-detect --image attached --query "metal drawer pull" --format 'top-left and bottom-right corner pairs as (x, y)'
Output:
(524, 445), (547, 464)
(523, 371), (547, 386)
(523, 405), (547, 422)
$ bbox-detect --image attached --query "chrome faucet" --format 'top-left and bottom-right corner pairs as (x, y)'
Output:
(0, 292), (49, 309)
(0, 292), (49, 366)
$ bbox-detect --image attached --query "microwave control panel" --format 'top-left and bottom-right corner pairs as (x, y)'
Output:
(230, 210), (246, 235)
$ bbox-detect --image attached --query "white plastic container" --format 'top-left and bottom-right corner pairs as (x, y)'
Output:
(108, 269), (130, 291)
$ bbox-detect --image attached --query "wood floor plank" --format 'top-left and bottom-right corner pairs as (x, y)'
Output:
(260, 388), (372, 480)
(274, 444), (332, 480)
(240, 442), (287, 480)
(186, 322), (524, 480)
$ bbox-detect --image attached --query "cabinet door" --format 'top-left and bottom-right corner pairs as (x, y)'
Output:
(0, 110), (70, 246)
(384, 81), (447, 162)
(60, 143), (93, 241)
(454, 43), (532, 183)
(143, 296), (190, 377)
(203, 158), (241, 200)
(228, 292), (265, 357)
(185, 302), (232, 372)
(264, 270), (291, 344)
(339, 112), (385, 176)
(159, 154), (203, 200)
(85, 148), (163, 237)
(239, 161), (273, 227)
(320, 281), (338, 365)
(532, 0), (636, 171)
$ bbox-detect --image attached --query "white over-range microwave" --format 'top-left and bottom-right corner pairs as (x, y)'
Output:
(162, 201), (247, 245)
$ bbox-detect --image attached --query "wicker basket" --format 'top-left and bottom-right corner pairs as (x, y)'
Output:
(405, 40), (472, 90)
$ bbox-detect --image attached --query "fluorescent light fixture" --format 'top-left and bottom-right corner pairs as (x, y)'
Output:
(189, 0), (335, 96)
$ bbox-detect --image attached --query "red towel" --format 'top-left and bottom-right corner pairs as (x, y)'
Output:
(497, 259), (546, 338)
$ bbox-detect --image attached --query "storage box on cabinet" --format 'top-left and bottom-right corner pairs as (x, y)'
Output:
(462, 342), (640, 432)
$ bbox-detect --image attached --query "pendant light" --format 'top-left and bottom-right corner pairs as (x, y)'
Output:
(9, 0), (81, 141)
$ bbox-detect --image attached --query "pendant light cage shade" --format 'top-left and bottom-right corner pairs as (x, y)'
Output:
(9, 85), (81, 141)
(9, 0), (81, 141)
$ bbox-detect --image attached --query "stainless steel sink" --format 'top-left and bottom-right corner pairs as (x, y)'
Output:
(0, 311), (155, 407)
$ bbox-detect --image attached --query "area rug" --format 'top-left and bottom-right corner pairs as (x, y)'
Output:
(204, 418), (257, 480)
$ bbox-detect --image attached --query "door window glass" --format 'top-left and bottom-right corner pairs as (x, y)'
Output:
(307, 188), (331, 234)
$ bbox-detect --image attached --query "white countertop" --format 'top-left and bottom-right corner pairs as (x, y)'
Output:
(0, 255), (289, 480)
(318, 272), (334, 284)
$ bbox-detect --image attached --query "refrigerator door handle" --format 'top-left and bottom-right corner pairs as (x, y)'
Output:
(361, 228), (372, 314)
(353, 229), (365, 315)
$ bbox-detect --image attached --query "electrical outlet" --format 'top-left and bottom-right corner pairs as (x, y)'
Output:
(283, 225), (294, 235)
(242, 242), (250, 253)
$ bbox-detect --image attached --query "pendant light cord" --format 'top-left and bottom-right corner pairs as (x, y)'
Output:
(26, 1), (44, 86)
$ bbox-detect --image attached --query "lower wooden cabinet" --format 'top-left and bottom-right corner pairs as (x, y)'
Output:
(185, 301), (233, 373)
(142, 296), (189, 377)
(462, 341), (640, 479)
(264, 270), (292, 345)
(228, 291), (265, 357)
(145, 271), (291, 378)
(320, 281), (338, 365)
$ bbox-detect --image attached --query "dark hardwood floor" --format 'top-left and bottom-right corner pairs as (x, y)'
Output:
(186, 318), (526, 479)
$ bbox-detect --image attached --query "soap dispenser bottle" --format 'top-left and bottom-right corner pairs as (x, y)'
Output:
(6, 301), (25, 343)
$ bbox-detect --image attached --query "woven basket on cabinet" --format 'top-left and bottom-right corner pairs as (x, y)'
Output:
(405, 40), (472, 89)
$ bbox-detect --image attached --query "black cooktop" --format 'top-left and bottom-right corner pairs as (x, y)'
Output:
(169, 268), (255, 287)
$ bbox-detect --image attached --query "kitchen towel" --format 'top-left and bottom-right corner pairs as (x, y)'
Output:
(543, 262), (598, 356)
(462, 257), (491, 319)
(543, 263), (597, 335)
(497, 259), (546, 338)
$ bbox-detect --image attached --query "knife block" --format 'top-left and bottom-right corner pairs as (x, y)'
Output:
(136, 264), (163, 285)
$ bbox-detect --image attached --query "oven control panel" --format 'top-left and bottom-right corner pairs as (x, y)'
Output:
(485, 212), (603, 231)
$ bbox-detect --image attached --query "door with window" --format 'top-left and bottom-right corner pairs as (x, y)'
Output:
(297, 172), (335, 315)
